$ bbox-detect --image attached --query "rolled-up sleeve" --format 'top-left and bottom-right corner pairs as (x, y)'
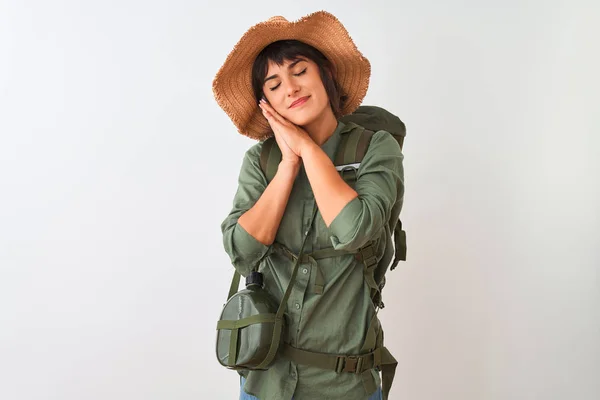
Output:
(221, 143), (272, 277)
(328, 130), (404, 252)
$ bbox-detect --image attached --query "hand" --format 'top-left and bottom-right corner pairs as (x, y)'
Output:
(259, 99), (312, 158)
(258, 101), (299, 165)
(273, 121), (301, 165)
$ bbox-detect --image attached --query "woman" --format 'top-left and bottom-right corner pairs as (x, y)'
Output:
(214, 11), (404, 400)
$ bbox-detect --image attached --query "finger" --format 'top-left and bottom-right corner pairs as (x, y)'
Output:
(260, 100), (289, 126)
(261, 109), (280, 131)
(259, 103), (274, 122)
(260, 107), (287, 138)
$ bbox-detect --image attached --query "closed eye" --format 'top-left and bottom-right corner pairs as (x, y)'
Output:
(268, 68), (308, 91)
(294, 68), (307, 76)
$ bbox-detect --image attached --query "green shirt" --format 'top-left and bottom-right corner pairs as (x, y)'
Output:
(221, 120), (404, 400)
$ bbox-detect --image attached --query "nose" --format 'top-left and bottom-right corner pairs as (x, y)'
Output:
(286, 80), (301, 97)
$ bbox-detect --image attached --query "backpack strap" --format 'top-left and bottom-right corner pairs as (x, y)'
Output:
(272, 242), (352, 295)
(334, 125), (387, 306)
(391, 220), (407, 270)
(378, 334), (398, 400)
(334, 124), (375, 165)
(335, 124), (404, 400)
(355, 240), (383, 306)
(355, 312), (397, 400)
(281, 331), (398, 399)
(334, 124), (375, 184)
(259, 137), (281, 182)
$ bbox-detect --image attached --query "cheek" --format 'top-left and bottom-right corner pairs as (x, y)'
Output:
(313, 88), (330, 111)
(312, 82), (330, 106)
(273, 103), (289, 117)
(265, 94), (287, 115)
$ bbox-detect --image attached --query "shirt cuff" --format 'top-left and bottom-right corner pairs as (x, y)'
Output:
(328, 196), (362, 249)
(232, 222), (271, 274)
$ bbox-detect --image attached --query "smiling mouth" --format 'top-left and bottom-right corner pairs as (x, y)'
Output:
(290, 96), (310, 108)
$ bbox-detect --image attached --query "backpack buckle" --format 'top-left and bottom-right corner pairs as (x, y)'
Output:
(356, 241), (378, 267)
(339, 165), (358, 183)
(335, 355), (363, 374)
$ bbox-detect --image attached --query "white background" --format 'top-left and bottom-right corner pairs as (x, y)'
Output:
(1, 1), (599, 399)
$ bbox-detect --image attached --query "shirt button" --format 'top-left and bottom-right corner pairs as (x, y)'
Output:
(302, 268), (308, 274)
(295, 303), (300, 310)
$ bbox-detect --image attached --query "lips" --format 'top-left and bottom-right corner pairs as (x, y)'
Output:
(289, 96), (310, 108)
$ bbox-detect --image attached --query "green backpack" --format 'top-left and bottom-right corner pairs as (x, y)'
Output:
(259, 105), (407, 309)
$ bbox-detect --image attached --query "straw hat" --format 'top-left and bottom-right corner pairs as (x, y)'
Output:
(212, 10), (371, 141)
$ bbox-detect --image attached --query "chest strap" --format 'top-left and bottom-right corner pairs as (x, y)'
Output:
(272, 240), (380, 298)
(272, 242), (355, 295)
(273, 242), (355, 261)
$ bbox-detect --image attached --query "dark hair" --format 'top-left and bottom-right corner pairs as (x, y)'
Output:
(251, 40), (347, 118)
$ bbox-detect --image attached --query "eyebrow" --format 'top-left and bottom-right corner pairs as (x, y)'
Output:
(264, 59), (306, 83)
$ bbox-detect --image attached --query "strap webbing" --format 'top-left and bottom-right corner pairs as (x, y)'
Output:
(375, 321), (397, 400)
(227, 270), (241, 300)
(334, 129), (351, 166)
(313, 257), (324, 295)
(254, 204), (319, 369)
(259, 137), (274, 174)
(355, 128), (374, 161)
(219, 205), (319, 370)
(282, 344), (378, 373)
(357, 241), (382, 304)
(259, 137), (281, 182)
(272, 241), (354, 295)
(379, 347), (397, 400)
(282, 342), (398, 400)
(217, 313), (279, 330)
(273, 243), (354, 262)
(265, 142), (282, 182)
(390, 221), (407, 270)
(342, 127), (363, 165)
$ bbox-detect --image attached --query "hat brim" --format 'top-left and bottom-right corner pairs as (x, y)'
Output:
(212, 11), (371, 141)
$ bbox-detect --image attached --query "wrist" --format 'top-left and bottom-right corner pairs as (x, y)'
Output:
(277, 159), (301, 177)
(298, 138), (318, 159)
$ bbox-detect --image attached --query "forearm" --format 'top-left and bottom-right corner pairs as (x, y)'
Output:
(301, 142), (358, 227)
(238, 161), (300, 245)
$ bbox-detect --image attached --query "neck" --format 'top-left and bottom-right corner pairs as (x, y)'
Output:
(301, 107), (338, 146)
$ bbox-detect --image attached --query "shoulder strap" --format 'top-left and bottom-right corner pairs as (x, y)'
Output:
(333, 123), (375, 186)
(334, 123), (375, 167)
(259, 137), (281, 182)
